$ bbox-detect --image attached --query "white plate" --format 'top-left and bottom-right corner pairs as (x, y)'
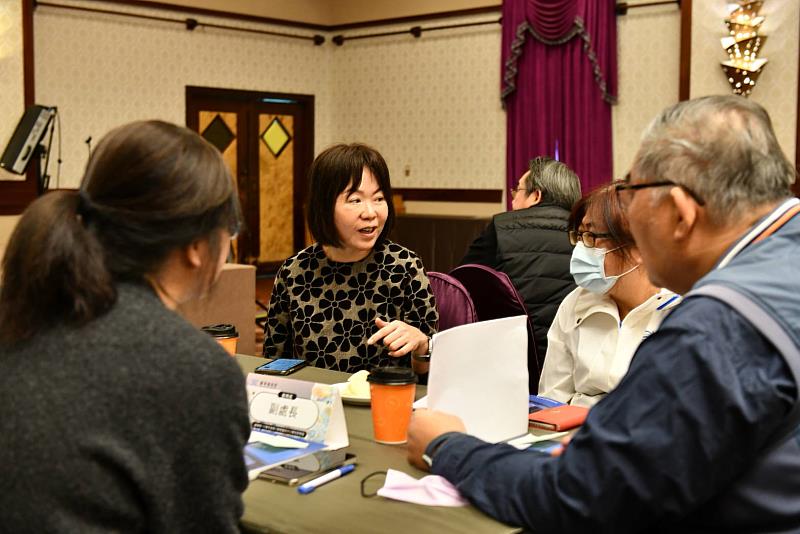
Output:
(333, 382), (371, 406)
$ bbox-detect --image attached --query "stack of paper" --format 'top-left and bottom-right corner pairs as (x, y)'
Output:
(426, 315), (530, 443)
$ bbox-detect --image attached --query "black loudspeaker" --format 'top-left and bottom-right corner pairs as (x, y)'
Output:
(0, 105), (56, 175)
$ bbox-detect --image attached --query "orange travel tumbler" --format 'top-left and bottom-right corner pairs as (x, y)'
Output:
(201, 323), (239, 356)
(367, 367), (418, 445)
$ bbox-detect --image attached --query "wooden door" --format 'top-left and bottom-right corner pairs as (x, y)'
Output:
(186, 86), (314, 273)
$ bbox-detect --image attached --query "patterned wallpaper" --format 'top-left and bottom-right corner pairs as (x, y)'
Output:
(691, 0), (799, 163)
(329, 14), (506, 191)
(612, 5), (680, 179)
(34, 0), (334, 187)
(30, 0), (800, 199)
(0, 0), (24, 168)
(329, 7), (686, 191)
(0, 0), (24, 253)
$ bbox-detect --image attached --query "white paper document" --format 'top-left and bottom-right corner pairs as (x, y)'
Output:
(426, 315), (530, 443)
(247, 430), (309, 449)
(507, 431), (569, 450)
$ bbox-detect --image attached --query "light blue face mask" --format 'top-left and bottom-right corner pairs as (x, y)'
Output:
(570, 242), (638, 294)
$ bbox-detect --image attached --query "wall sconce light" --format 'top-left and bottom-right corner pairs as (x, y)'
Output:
(720, 1), (768, 97)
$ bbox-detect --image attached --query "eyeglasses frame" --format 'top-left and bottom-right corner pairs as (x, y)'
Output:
(568, 230), (612, 248)
(615, 177), (706, 206)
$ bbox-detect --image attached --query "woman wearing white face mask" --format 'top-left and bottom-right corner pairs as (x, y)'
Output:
(538, 182), (680, 407)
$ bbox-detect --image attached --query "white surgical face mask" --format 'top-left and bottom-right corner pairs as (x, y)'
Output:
(570, 242), (638, 294)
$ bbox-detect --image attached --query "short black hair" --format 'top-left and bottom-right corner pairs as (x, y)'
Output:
(306, 143), (395, 247)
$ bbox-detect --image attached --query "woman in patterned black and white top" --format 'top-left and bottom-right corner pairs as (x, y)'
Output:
(263, 144), (438, 375)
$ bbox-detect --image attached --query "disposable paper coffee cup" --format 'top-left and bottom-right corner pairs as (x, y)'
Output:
(201, 323), (239, 356)
(367, 367), (417, 445)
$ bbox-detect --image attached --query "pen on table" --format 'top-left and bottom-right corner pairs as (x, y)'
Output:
(297, 464), (356, 495)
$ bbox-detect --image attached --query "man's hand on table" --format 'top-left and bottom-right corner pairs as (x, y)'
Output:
(407, 409), (466, 471)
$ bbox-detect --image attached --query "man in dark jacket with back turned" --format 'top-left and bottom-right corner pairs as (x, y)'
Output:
(460, 157), (581, 366)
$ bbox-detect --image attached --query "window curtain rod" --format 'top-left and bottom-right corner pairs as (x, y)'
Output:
(34, 1), (326, 45)
(331, 1), (680, 45)
(616, 0), (681, 16)
(331, 18), (501, 46)
(33, 0), (677, 45)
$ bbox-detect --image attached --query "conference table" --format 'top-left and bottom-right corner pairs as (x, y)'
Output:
(236, 354), (519, 534)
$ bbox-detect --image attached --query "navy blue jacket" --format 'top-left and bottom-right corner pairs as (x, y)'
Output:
(432, 204), (800, 533)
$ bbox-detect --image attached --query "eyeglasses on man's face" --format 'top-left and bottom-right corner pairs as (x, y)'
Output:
(568, 230), (611, 248)
(509, 187), (526, 197)
(615, 173), (706, 207)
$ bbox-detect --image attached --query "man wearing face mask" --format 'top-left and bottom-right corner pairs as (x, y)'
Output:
(537, 182), (679, 406)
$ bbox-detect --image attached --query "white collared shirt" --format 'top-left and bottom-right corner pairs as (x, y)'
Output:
(538, 286), (680, 407)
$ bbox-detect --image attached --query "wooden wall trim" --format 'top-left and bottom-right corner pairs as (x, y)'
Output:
(32, 191), (499, 213)
(328, 7), (501, 31)
(394, 188), (502, 203)
(0, 0), (39, 215)
(58, 2), (693, 34)
(23, 0), (34, 107)
(185, 85), (315, 103)
(0, 181), (39, 215)
(101, 0), (329, 30)
(95, 1), (501, 32)
(678, 0), (692, 100)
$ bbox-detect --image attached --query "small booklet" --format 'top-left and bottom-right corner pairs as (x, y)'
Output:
(528, 405), (589, 431)
(244, 426), (326, 481)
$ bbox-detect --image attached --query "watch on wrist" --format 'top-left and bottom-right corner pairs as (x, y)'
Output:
(413, 336), (433, 363)
(421, 432), (453, 468)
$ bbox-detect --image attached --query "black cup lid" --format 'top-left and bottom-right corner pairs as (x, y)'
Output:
(366, 366), (418, 385)
(201, 323), (238, 337)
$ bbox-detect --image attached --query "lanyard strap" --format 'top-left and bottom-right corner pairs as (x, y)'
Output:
(717, 198), (800, 269)
(753, 203), (800, 244)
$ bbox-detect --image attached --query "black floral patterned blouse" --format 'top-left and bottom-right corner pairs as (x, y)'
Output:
(263, 240), (438, 372)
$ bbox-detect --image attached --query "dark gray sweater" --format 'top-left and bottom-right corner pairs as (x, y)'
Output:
(0, 282), (250, 533)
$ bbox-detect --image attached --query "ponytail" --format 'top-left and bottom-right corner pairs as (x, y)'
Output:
(0, 191), (114, 342)
(0, 119), (241, 342)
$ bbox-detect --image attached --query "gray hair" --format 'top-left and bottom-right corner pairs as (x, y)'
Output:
(525, 156), (582, 211)
(634, 95), (795, 223)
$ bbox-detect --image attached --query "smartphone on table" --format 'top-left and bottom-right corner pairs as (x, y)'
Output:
(254, 358), (308, 376)
(259, 450), (357, 485)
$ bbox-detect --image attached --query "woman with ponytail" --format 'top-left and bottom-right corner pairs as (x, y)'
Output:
(0, 121), (249, 532)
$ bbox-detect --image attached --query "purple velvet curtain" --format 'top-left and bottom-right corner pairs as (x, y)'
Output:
(502, 0), (617, 207)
